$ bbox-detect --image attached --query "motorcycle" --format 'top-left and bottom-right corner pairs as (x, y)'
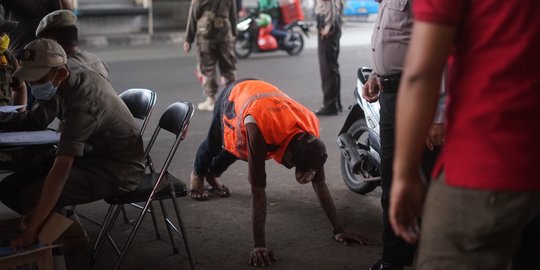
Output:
(336, 67), (381, 194)
(234, 12), (310, 59)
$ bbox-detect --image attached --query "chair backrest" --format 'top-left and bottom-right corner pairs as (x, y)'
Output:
(119, 88), (157, 135)
(145, 101), (195, 176)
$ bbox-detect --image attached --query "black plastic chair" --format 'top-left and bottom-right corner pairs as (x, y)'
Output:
(119, 88), (157, 136)
(90, 102), (196, 270)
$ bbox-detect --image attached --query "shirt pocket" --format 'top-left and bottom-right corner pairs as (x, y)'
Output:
(381, 0), (410, 31)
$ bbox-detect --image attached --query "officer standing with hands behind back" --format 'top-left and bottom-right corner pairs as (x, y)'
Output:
(314, 0), (343, 116)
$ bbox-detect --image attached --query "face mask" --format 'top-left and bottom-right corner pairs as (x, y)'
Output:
(31, 71), (59, 101)
(0, 34), (10, 53)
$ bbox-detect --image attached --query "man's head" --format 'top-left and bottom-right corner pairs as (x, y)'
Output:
(13, 39), (69, 100)
(36, 10), (78, 49)
(289, 132), (328, 184)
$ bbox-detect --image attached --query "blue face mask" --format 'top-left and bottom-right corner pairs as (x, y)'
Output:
(31, 71), (58, 101)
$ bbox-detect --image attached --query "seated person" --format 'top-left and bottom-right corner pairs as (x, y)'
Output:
(0, 17), (27, 108)
(0, 39), (145, 249)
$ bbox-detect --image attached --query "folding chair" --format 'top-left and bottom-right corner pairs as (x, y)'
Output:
(90, 102), (196, 270)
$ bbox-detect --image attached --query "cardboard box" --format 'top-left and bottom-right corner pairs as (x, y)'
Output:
(0, 212), (73, 270)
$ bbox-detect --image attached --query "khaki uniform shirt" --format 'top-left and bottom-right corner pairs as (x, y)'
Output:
(56, 70), (145, 191)
(185, 0), (237, 44)
(370, 0), (413, 76)
(315, 0), (343, 29)
(67, 50), (110, 80)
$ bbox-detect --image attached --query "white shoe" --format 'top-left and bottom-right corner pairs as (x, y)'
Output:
(197, 97), (215, 111)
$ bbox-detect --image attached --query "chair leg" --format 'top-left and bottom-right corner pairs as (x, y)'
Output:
(120, 205), (130, 224)
(113, 198), (154, 270)
(158, 199), (179, 254)
(170, 194), (196, 270)
(149, 202), (162, 240)
(90, 205), (117, 265)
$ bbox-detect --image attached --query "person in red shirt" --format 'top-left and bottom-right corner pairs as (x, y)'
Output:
(389, 1), (540, 269)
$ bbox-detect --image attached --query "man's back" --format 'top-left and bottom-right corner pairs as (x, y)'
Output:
(58, 70), (145, 190)
(67, 50), (110, 80)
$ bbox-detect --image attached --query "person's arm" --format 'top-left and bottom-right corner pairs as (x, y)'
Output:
(390, 21), (456, 244)
(362, 72), (382, 103)
(0, 98), (60, 131)
(320, 0), (336, 37)
(311, 168), (371, 245)
(426, 78), (447, 150)
(229, 0), (237, 37)
(245, 122), (277, 267)
(59, 0), (73, 10)
(10, 155), (74, 249)
(184, 0), (200, 53)
(10, 79), (26, 109)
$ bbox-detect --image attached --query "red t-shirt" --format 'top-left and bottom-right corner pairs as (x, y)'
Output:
(414, 0), (540, 191)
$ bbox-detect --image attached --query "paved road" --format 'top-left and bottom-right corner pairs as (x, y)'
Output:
(71, 23), (390, 270)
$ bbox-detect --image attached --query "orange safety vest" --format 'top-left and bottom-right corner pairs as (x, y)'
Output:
(222, 80), (320, 163)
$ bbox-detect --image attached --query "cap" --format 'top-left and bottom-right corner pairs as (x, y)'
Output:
(290, 132), (328, 171)
(13, 39), (67, 82)
(0, 17), (18, 33)
(36, 10), (77, 38)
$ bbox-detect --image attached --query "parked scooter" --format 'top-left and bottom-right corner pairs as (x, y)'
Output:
(336, 67), (381, 194)
(234, 12), (309, 59)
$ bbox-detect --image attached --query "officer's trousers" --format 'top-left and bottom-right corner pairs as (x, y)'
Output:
(197, 41), (237, 98)
(317, 25), (341, 110)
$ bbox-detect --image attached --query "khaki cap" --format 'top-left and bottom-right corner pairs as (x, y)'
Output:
(13, 39), (67, 82)
(36, 10), (77, 38)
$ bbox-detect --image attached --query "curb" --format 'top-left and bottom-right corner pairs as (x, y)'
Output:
(79, 32), (185, 49)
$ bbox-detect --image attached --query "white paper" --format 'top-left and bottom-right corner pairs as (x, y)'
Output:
(0, 130), (60, 146)
(0, 105), (25, 113)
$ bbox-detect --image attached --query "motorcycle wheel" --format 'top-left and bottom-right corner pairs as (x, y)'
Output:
(234, 35), (253, 59)
(340, 119), (379, 194)
(286, 31), (304, 56)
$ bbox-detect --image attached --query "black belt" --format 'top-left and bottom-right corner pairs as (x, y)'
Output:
(378, 73), (402, 94)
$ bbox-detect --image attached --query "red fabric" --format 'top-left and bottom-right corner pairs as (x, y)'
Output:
(258, 25), (278, 50)
(414, 0), (540, 191)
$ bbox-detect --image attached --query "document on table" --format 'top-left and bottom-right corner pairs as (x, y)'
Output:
(0, 130), (60, 145)
(0, 105), (25, 112)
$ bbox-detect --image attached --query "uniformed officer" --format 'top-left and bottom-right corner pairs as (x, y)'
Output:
(36, 10), (110, 79)
(0, 39), (145, 249)
(184, 0), (237, 111)
(314, 0), (343, 116)
(190, 79), (371, 267)
(0, 16), (27, 107)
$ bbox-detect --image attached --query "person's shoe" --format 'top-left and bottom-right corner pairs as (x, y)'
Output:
(197, 96), (215, 111)
(369, 260), (404, 270)
(315, 106), (338, 116)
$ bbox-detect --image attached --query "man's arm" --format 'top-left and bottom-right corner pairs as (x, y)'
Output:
(311, 167), (340, 230)
(10, 155), (74, 249)
(59, 0), (73, 10)
(0, 98), (59, 131)
(390, 21), (455, 243)
(245, 122), (277, 267)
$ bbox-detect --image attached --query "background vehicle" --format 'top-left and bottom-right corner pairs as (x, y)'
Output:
(234, 12), (310, 59)
(336, 67), (381, 194)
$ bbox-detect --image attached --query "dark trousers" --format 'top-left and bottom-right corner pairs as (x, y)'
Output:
(193, 81), (241, 176)
(513, 215), (540, 270)
(379, 91), (441, 266)
(317, 25), (341, 110)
